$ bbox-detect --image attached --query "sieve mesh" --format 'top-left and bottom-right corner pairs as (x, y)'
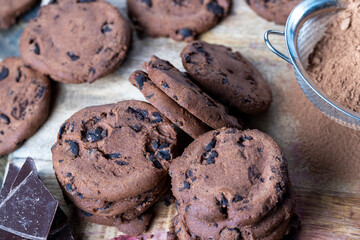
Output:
(287, 0), (360, 130)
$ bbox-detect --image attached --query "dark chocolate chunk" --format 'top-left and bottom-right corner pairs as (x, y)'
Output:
(178, 28), (193, 39)
(157, 150), (171, 161)
(130, 125), (141, 132)
(34, 43), (40, 55)
(115, 160), (129, 166)
(0, 114), (10, 125)
(135, 74), (148, 90)
(151, 112), (163, 123)
(206, 1), (224, 16)
(66, 52), (80, 61)
(0, 66), (9, 81)
(179, 181), (190, 191)
(86, 127), (107, 142)
(65, 140), (79, 157)
(0, 164), (19, 202)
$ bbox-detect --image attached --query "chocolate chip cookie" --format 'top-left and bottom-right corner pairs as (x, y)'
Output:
(20, 0), (132, 83)
(0, 57), (50, 155)
(143, 56), (242, 130)
(246, 0), (301, 25)
(129, 70), (211, 138)
(169, 128), (294, 239)
(127, 0), (232, 41)
(181, 41), (272, 114)
(0, 0), (38, 29)
(52, 100), (177, 202)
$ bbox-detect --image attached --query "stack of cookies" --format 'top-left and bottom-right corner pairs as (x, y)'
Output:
(129, 41), (272, 139)
(168, 128), (295, 240)
(52, 100), (178, 235)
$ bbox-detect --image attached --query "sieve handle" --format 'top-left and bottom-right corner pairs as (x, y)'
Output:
(264, 30), (292, 65)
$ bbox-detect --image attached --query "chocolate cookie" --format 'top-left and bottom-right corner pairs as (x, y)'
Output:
(66, 176), (169, 217)
(52, 100), (177, 203)
(181, 41), (272, 114)
(0, 57), (50, 155)
(77, 208), (152, 236)
(143, 56), (242, 130)
(0, 0), (38, 29)
(127, 0), (232, 41)
(20, 0), (132, 83)
(246, 0), (301, 25)
(170, 128), (289, 225)
(129, 70), (211, 138)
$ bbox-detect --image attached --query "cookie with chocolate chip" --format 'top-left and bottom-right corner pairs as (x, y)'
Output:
(170, 128), (289, 225)
(127, 0), (232, 41)
(181, 41), (272, 114)
(246, 0), (301, 25)
(20, 0), (132, 83)
(143, 56), (242, 130)
(52, 100), (177, 203)
(129, 70), (211, 138)
(0, 0), (38, 29)
(77, 208), (153, 236)
(0, 57), (50, 155)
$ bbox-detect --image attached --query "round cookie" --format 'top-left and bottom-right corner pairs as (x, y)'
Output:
(129, 70), (211, 139)
(0, 0), (38, 29)
(77, 208), (152, 236)
(20, 0), (132, 83)
(177, 187), (295, 239)
(65, 176), (169, 217)
(127, 0), (232, 41)
(169, 128), (289, 225)
(143, 56), (242, 130)
(181, 41), (272, 115)
(52, 100), (177, 202)
(246, 0), (301, 25)
(0, 57), (50, 155)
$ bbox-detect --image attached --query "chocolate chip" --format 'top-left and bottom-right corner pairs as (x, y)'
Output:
(237, 135), (253, 147)
(159, 142), (170, 149)
(248, 165), (260, 184)
(15, 68), (22, 82)
(86, 127), (107, 142)
(65, 140), (79, 157)
(0, 67), (9, 81)
(130, 125), (141, 132)
(146, 93), (154, 99)
(183, 54), (193, 64)
(161, 82), (170, 89)
(67, 52), (80, 61)
(186, 169), (193, 178)
(135, 74), (148, 90)
(89, 67), (96, 74)
(115, 160), (129, 166)
(205, 150), (218, 164)
(205, 139), (216, 152)
(206, 1), (224, 16)
(81, 210), (93, 217)
(232, 194), (243, 202)
(34, 43), (40, 55)
(178, 28), (193, 39)
(77, 0), (96, 2)
(193, 42), (204, 53)
(185, 205), (190, 212)
(0, 114), (10, 125)
(76, 193), (83, 199)
(246, 76), (255, 85)
(35, 86), (46, 99)
(141, 0), (152, 7)
(151, 112), (163, 123)
(275, 182), (284, 193)
(65, 184), (73, 192)
(222, 78), (229, 84)
(220, 194), (228, 206)
(101, 23), (112, 33)
(58, 123), (67, 140)
(104, 153), (121, 159)
(157, 150), (171, 161)
(127, 107), (149, 121)
(179, 181), (190, 191)
(149, 151), (163, 169)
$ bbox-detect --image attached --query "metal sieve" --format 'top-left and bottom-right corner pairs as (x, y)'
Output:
(264, 0), (360, 130)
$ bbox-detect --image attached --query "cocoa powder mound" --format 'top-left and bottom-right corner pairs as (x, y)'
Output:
(308, 1), (360, 113)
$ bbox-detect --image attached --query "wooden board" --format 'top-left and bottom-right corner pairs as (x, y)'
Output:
(1, 0), (360, 239)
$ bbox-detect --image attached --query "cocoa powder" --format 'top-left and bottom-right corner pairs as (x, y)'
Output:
(308, 1), (360, 113)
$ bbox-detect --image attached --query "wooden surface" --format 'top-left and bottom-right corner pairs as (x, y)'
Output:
(1, 0), (360, 239)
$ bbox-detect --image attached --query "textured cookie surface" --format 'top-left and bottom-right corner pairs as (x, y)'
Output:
(20, 0), (132, 83)
(129, 70), (211, 138)
(52, 100), (177, 202)
(0, 0), (38, 29)
(181, 41), (272, 114)
(246, 0), (301, 25)
(0, 57), (50, 155)
(127, 0), (232, 41)
(170, 128), (289, 225)
(143, 56), (242, 130)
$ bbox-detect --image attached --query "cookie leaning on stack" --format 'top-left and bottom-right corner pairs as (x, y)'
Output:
(129, 55), (242, 139)
(52, 100), (177, 235)
(168, 128), (295, 240)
